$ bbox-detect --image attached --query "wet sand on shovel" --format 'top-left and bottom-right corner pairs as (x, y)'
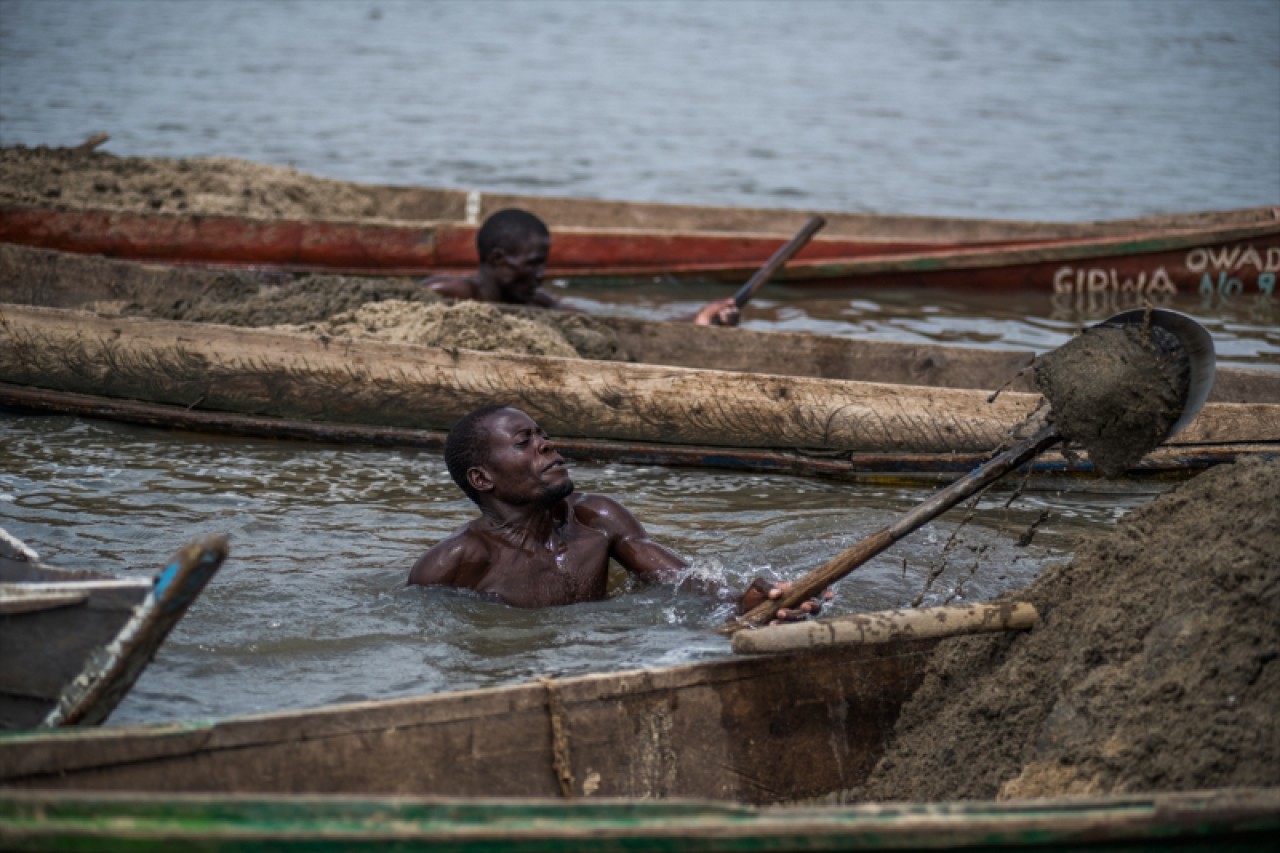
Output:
(1035, 322), (1190, 478)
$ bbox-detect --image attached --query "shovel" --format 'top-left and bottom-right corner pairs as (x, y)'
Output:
(726, 308), (1216, 631)
(730, 215), (827, 310)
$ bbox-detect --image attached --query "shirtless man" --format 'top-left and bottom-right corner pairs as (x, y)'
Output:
(419, 208), (741, 326)
(408, 405), (823, 617)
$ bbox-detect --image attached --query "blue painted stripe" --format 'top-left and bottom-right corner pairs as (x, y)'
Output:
(152, 559), (181, 600)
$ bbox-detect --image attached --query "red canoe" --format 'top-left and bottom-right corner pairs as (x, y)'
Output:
(2, 178), (1277, 296)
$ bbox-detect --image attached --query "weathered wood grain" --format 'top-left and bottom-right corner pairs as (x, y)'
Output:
(0, 641), (937, 804)
(2, 306), (1274, 458)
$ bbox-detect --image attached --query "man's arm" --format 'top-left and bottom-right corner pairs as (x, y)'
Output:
(573, 494), (725, 591)
(529, 288), (561, 309)
(574, 494), (815, 615)
(578, 491), (829, 617)
(693, 297), (740, 326)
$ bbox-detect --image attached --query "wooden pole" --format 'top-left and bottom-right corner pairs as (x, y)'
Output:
(731, 215), (826, 308)
(723, 422), (1062, 631)
(731, 601), (1039, 654)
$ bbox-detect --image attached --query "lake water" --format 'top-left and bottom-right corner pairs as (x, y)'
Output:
(0, 0), (1277, 725)
(0, 413), (1152, 724)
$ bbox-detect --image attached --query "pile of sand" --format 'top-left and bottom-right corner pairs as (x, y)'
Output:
(129, 271), (437, 328)
(274, 300), (627, 360)
(0, 145), (385, 220)
(115, 268), (628, 361)
(854, 456), (1279, 801)
(1, 242), (631, 362)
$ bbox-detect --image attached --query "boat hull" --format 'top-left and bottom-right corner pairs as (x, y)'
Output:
(0, 640), (935, 803)
(2, 182), (1277, 294)
(1, 303), (1275, 478)
(0, 535), (228, 729)
(2, 244), (1277, 478)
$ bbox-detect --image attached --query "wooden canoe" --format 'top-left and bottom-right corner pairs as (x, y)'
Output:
(1, 788), (1276, 852)
(2, 156), (1277, 293)
(1, 242), (1277, 478)
(1, 300), (1276, 479)
(0, 636), (938, 802)
(0, 530), (228, 729)
(2, 243), (1276, 407)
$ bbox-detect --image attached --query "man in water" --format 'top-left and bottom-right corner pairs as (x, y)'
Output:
(419, 208), (741, 326)
(408, 405), (823, 617)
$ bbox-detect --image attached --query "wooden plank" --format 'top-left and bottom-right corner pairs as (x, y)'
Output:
(2, 201), (1276, 290)
(0, 537), (227, 730)
(732, 602), (1039, 655)
(609, 317), (1279, 406)
(0, 582), (151, 706)
(638, 221), (1280, 296)
(0, 587), (89, 616)
(605, 315), (1041, 393)
(0, 641), (937, 803)
(0, 304), (1046, 453)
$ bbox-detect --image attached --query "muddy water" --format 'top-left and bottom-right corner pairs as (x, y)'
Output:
(560, 280), (1279, 372)
(0, 413), (1154, 725)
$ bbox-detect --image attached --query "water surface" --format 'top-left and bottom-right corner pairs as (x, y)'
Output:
(0, 414), (1155, 724)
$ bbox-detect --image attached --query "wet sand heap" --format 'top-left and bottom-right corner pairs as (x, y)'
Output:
(853, 455), (1279, 801)
(846, 317), (1280, 800)
(1034, 321), (1191, 477)
(1, 145), (391, 220)
(276, 300), (629, 361)
(0, 243), (630, 362)
(153, 277), (629, 361)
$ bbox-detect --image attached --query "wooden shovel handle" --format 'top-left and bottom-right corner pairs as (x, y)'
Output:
(723, 423), (1062, 632)
(731, 215), (826, 309)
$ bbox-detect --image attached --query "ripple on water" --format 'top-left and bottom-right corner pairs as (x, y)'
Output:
(0, 413), (1162, 724)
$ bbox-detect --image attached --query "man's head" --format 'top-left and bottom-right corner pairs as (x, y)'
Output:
(444, 405), (573, 507)
(475, 209), (550, 303)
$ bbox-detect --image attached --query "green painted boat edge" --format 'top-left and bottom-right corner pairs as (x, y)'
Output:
(0, 788), (1277, 852)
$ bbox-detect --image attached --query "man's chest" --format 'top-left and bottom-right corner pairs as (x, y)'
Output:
(478, 524), (611, 607)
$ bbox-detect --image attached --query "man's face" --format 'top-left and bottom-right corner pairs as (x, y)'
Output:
(474, 408), (573, 506)
(493, 234), (549, 302)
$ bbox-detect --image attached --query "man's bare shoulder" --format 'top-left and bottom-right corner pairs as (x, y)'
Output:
(419, 274), (480, 300)
(408, 521), (492, 586)
(568, 493), (644, 534)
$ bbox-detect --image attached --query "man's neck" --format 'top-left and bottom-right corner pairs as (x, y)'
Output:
(479, 499), (568, 545)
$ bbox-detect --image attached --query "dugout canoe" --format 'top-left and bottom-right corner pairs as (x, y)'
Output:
(2, 240), (1269, 407)
(0, 298), (1276, 479)
(2, 242), (1277, 409)
(2, 152), (1277, 294)
(1, 789), (1276, 852)
(0, 621), (1276, 849)
(0, 530), (228, 729)
(0, 637), (937, 803)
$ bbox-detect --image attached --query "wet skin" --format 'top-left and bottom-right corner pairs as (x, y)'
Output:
(420, 231), (740, 324)
(422, 234), (558, 308)
(408, 408), (819, 614)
